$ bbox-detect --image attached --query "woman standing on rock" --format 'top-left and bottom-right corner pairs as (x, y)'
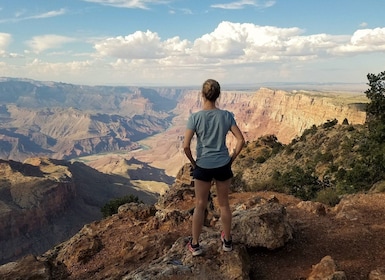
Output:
(183, 79), (245, 256)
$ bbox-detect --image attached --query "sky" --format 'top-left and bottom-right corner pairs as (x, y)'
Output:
(0, 0), (384, 88)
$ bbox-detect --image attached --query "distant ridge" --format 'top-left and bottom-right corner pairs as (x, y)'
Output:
(0, 76), (366, 92)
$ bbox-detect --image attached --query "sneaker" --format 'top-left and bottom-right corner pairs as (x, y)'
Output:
(187, 239), (203, 256)
(221, 231), (233, 252)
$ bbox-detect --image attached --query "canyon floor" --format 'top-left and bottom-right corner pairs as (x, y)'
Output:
(79, 121), (188, 179)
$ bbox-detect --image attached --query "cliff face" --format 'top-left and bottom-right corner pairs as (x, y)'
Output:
(0, 159), (76, 263)
(175, 88), (367, 144)
(240, 88), (366, 143)
(0, 78), (367, 174)
(0, 158), (159, 265)
(134, 88), (367, 176)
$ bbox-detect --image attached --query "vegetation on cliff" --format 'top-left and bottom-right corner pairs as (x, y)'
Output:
(101, 194), (142, 217)
(233, 70), (385, 205)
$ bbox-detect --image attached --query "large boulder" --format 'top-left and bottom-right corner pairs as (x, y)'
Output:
(231, 197), (293, 249)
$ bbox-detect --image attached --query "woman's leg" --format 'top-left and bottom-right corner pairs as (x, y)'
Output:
(192, 179), (212, 244)
(215, 178), (232, 241)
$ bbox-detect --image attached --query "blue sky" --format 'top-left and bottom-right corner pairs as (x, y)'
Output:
(0, 0), (384, 88)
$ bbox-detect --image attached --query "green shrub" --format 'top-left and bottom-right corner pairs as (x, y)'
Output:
(301, 125), (317, 140)
(231, 172), (247, 191)
(101, 194), (142, 218)
(322, 119), (338, 129)
(294, 152), (302, 160)
(346, 125), (355, 132)
(271, 165), (321, 201)
(255, 156), (266, 163)
(315, 188), (340, 206)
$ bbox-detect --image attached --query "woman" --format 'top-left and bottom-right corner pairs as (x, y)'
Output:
(183, 79), (245, 256)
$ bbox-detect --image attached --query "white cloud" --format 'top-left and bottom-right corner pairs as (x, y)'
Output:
(351, 28), (385, 46)
(82, 0), (170, 10)
(0, 33), (12, 56)
(0, 33), (11, 49)
(26, 35), (76, 54)
(29, 8), (67, 19)
(94, 30), (190, 59)
(211, 0), (275, 10)
(92, 21), (385, 65)
(94, 31), (164, 58)
(3, 21), (385, 86)
(359, 22), (368, 28)
(331, 28), (385, 54)
(169, 7), (193, 15)
(197, 22), (305, 60)
(0, 9), (67, 23)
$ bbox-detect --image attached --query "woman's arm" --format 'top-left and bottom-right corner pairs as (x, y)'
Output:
(183, 128), (196, 168)
(230, 124), (245, 164)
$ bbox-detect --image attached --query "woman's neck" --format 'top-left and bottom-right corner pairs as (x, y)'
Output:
(202, 99), (217, 110)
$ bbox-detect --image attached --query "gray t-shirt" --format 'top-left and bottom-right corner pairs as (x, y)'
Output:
(186, 109), (236, 169)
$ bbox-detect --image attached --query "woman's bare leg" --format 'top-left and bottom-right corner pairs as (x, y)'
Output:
(192, 179), (212, 244)
(215, 178), (232, 241)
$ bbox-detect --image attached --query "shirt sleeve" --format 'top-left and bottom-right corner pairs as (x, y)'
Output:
(186, 114), (195, 130)
(227, 110), (236, 127)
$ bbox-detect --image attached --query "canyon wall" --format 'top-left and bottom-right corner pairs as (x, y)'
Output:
(133, 88), (367, 176)
(0, 159), (76, 263)
(0, 79), (367, 176)
(175, 87), (366, 144)
(0, 157), (158, 265)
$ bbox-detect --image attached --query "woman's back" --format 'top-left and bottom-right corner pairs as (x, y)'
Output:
(187, 109), (235, 168)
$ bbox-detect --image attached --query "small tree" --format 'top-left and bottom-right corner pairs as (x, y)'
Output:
(365, 71), (385, 142)
(101, 194), (142, 218)
(365, 71), (385, 122)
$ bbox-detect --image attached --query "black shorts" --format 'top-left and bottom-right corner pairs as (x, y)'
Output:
(193, 161), (233, 182)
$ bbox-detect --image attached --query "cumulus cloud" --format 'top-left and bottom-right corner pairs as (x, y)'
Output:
(211, 0), (275, 10)
(4, 21), (385, 86)
(0, 33), (11, 49)
(194, 22), (305, 60)
(331, 27), (385, 54)
(94, 30), (189, 59)
(0, 33), (12, 55)
(82, 0), (169, 9)
(93, 21), (385, 66)
(351, 28), (385, 46)
(26, 35), (76, 54)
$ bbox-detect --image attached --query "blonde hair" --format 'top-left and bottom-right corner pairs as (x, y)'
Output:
(202, 79), (221, 102)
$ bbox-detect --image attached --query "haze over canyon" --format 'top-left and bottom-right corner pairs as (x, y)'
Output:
(0, 77), (368, 265)
(0, 78), (367, 176)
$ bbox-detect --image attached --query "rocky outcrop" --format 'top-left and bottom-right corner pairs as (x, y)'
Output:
(2, 163), (385, 279)
(0, 164), (293, 280)
(0, 157), (158, 265)
(0, 158), (76, 263)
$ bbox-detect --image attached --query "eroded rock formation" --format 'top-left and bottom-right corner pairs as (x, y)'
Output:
(0, 157), (158, 265)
